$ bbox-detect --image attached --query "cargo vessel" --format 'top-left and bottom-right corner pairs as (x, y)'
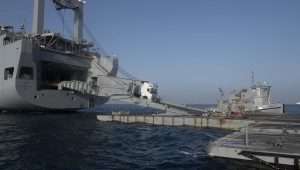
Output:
(0, 0), (119, 111)
(217, 81), (284, 115)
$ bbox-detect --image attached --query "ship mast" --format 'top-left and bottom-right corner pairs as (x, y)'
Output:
(251, 71), (255, 86)
(73, 2), (84, 43)
(32, 0), (45, 35)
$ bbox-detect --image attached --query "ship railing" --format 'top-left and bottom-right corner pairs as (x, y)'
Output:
(57, 80), (100, 96)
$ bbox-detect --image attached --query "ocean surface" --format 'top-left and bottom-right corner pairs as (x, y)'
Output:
(0, 104), (299, 170)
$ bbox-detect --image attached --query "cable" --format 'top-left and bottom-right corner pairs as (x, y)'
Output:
(57, 0), (138, 81)
(83, 23), (138, 80)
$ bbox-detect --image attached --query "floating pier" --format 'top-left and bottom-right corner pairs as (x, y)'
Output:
(97, 113), (300, 169)
(97, 114), (254, 131)
(208, 122), (300, 169)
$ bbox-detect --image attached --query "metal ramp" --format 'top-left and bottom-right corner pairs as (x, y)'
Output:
(57, 60), (206, 115)
(57, 79), (205, 115)
(109, 95), (205, 115)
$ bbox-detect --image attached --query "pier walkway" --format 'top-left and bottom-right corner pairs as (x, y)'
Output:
(97, 114), (254, 131)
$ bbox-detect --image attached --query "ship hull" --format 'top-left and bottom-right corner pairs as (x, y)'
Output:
(256, 103), (285, 114)
(0, 36), (110, 111)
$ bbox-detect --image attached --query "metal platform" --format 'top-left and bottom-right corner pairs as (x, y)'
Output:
(208, 122), (300, 169)
(97, 114), (254, 130)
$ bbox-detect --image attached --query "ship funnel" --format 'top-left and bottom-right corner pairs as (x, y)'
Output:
(32, 0), (45, 35)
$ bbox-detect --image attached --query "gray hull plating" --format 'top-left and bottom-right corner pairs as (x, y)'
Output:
(0, 36), (109, 111)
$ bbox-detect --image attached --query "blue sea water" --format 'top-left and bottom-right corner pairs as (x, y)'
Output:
(284, 104), (300, 116)
(0, 104), (299, 170)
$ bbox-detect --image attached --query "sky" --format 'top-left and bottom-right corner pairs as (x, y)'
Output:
(1, 0), (300, 104)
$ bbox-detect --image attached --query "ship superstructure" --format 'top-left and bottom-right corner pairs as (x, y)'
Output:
(0, 0), (119, 111)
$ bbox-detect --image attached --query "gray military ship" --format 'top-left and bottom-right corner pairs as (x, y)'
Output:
(217, 81), (285, 115)
(0, 0), (119, 111)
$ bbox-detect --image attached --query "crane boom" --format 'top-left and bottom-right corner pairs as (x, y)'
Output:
(53, 0), (83, 9)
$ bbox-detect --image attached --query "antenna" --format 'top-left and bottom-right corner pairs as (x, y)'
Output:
(20, 18), (27, 33)
(218, 88), (224, 99)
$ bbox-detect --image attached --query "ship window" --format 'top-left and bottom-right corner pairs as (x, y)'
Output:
(19, 67), (33, 80)
(151, 88), (157, 94)
(3, 37), (11, 45)
(4, 67), (14, 80)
